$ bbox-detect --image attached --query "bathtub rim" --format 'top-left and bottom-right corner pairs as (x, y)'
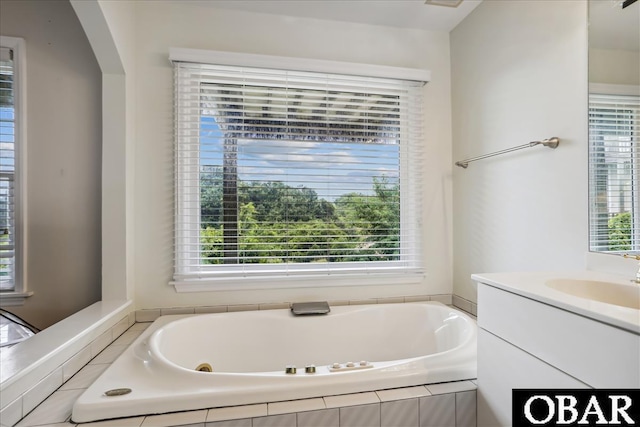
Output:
(147, 301), (477, 376)
(71, 301), (477, 423)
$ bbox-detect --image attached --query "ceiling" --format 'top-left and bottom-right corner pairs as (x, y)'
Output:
(180, 0), (483, 32)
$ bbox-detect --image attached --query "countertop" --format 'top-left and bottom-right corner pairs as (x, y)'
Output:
(471, 270), (640, 334)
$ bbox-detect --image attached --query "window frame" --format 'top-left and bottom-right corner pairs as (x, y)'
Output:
(0, 36), (29, 306)
(588, 83), (640, 254)
(171, 50), (428, 292)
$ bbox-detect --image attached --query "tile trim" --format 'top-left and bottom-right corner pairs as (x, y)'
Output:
(134, 294), (456, 320)
(4, 307), (134, 425)
(9, 295), (481, 427)
(452, 294), (477, 317)
(12, 348), (476, 427)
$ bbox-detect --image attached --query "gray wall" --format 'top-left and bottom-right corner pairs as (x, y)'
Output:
(0, 0), (101, 329)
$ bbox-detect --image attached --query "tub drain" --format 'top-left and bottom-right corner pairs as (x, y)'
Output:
(196, 363), (213, 372)
(104, 388), (132, 397)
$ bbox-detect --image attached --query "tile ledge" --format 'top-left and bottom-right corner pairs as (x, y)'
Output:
(1, 300), (132, 407)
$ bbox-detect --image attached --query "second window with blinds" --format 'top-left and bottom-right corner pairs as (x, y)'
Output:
(589, 91), (640, 253)
(0, 37), (25, 300)
(173, 61), (425, 289)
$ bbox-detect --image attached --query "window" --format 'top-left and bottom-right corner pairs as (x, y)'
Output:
(0, 37), (26, 304)
(172, 56), (425, 289)
(589, 92), (640, 253)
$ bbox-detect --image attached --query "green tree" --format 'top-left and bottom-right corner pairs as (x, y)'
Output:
(608, 212), (631, 251)
(199, 175), (400, 264)
(284, 220), (355, 263)
(335, 177), (400, 261)
(238, 203), (286, 263)
(239, 182), (337, 223)
(200, 166), (223, 227)
(200, 226), (223, 264)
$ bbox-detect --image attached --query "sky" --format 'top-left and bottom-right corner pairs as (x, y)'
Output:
(199, 116), (400, 201)
(0, 107), (15, 173)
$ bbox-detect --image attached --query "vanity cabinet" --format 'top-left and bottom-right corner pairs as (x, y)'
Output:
(475, 280), (640, 427)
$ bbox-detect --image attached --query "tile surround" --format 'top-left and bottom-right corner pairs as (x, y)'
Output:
(258, 303), (290, 311)
(452, 295), (477, 318)
(206, 404), (267, 422)
(252, 413), (297, 427)
(429, 294), (453, 305)
(452, 295), (472, 314)
(323, 392), (380, 409)
(427, 381), (477, 396)
(296, 408), (339, 427)
(80, 416), (145, 427)
(420, 393), (456, 427)
(376, 296), (405, 304)
(403, 295), (432, 303)
(207, 420), (250, 427)
(267, 399), (325, 416)
(1, 307), (135, 427)
(133, 293), (464, 322)
(88, 344), (127, 365)
(111, 328), (145, 347)
(135, 309), (161, 323)
(456, 391), (477, 427)
(62, 347), (93, 383)
(59, 365), (108, 391)
(193, 306), (228, 314)
(160, 307), (196, 316)
(376, 386), (432, 402)
(347, 299), (377, 306)
(7, 295), (478, 427)
(16, 389), (84, 427)
(227, 304), (260, 313)
(112, 317), (132, 339)
(141, 410), (207, 427)
(339, 403), (381, 427)
(0, 396), (22, 427)
(326, 300), (350, 306)
(21, 368), (64, 416)
(380, 398), (419, 427)
(89, 331), (116, 358)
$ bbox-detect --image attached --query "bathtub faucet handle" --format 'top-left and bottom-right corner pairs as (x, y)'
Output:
(622, 254), (640, 284)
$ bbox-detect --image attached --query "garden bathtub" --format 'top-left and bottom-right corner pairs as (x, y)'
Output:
(72, 301), (477, 422)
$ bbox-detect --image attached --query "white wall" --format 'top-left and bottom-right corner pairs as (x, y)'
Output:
(0, 0), (102, 328)
(132, 2), (454, 309)
(451, 0), (589, 302)
(589, 48), (640, 86)
(71, 0), (137, 303)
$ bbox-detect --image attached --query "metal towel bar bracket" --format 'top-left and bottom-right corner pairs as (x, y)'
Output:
(455, 137), (559, 169)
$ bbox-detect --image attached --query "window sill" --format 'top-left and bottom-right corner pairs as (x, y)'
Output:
(172, 271), (425, 293)
(0, 291), (34, 307)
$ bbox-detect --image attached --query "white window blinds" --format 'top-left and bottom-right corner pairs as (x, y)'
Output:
(589, 92), (640, 253)
(173, 61), (425, 287)
(0, 46), (16, 290)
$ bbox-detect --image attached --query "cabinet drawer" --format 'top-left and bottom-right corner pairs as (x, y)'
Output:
(478, 283), (640, 388)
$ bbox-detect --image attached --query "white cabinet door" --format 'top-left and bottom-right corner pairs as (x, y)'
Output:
(478, 329), (588, 427)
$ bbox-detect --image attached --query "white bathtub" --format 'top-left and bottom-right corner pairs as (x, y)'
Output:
(72, 302), (477, 423)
